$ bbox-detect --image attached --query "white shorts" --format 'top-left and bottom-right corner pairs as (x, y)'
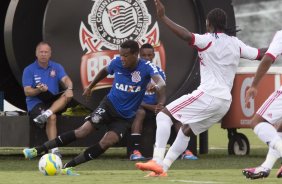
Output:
(257, 90), (282, 124)
(166, 89), (231, 135)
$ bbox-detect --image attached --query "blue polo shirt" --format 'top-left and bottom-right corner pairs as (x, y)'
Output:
(106, 57), (159, 119)
(22, 60), (67, 111)
(143, 66), (166, 105)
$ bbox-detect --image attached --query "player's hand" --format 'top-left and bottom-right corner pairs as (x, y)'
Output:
(155, 103), (164, 114)
(36, 83), (48, 92)
(83, 86), (92, 97)
(245, 86), (257, 106)
(83, 87), (92, 102)
(147, 83), (157, 92)
(154, 0), (165, 19)
(64, 88), (74, 98)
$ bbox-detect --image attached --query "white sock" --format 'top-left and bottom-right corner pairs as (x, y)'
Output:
(261, 132), (282, 169)
(254, 122), (282, 156)
(254, 122), (279, 146)
(43, 109), (53, 118)
(152, 112), (173, 163)
(162, 129), (190, 172)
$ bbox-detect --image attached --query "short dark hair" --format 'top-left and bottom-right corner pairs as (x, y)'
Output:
(36, 41), (51, 50)
(141, 43), (154, 51)
(207, 8), (239, 36)
(120, 40), (139, 54)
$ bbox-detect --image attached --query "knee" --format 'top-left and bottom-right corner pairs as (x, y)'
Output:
(181, 124), (193, 137)
(75, 125), (91, 138)
(156, 111), (173, 127)
(136, 108), (146, 117)
(99, 132), (119, 149)
(65, 96), (73, 104)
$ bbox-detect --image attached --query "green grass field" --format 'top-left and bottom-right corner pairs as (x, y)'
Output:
(0, 124), (280, 184)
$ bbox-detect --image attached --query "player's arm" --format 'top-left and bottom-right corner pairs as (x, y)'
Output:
(238, 38), (267, 61)
(245, 54), (273, 104)
(83, 66), (109, 96)
(154, 0), (193, 43)
(22, 67), (45, 97)
(23, 86), (43, 97)
(257, 48), (268, 60)
(61, 76), (73, 90)
(251, 55), (273, 88)
(61, 75), (74, 98)
(151, 74), (166, 113)
(140, 102), (157, 112)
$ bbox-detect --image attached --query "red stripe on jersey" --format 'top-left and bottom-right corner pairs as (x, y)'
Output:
(257, 90), (282, 116)
(265, 53), (276, 62)
(170, 91), (204, 115)
(189, 33), (195, 46)
(196, 41), (212, 52)
(255, 49), (260, 60)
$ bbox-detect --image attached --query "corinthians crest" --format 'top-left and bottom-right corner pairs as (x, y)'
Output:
(79, 0), (161, 52)
(79, 0), (166, 90)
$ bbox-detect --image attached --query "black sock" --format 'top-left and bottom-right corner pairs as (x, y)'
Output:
(130, 134), (141, 152)
(64, 144), (105, 168)
(55, 130), (76, 146)
(63, 153), (85, 168)
(35, 131), (76, 154)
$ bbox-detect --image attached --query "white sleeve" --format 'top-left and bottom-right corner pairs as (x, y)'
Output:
(266, 31), (282, 59)
(238, 39), (259, 60)
(191, 33), (212, 51)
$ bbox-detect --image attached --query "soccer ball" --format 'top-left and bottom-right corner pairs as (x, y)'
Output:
(38, 153), (62, 176)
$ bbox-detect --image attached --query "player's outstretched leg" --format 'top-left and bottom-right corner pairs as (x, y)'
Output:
(23, 130), (77, 159)
(61, 143), (105, 176)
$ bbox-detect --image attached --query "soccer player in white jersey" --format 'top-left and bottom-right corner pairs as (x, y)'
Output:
(135, 0), (265, 177)
(243, 30), (282, 180)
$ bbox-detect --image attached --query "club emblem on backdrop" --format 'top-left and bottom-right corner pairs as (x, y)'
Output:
(79, 0), (166, 90)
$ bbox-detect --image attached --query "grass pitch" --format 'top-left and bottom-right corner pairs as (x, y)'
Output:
(0, 124), (280, 184)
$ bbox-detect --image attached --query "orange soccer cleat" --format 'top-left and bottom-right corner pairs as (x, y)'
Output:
(135, 160), (164, 174)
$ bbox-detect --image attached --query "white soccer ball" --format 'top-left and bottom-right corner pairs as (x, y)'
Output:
(38, 153), (62, 176)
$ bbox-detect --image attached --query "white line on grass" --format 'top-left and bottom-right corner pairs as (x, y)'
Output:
(170, 180), (227, 184)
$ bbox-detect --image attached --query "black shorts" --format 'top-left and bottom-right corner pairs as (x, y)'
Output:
(28, 103), (50, 128)
(85, 97), (133, 139)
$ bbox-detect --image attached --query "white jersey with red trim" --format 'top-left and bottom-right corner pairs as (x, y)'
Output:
(191, 33), (259, 100)
(265, 30), (282, 61)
